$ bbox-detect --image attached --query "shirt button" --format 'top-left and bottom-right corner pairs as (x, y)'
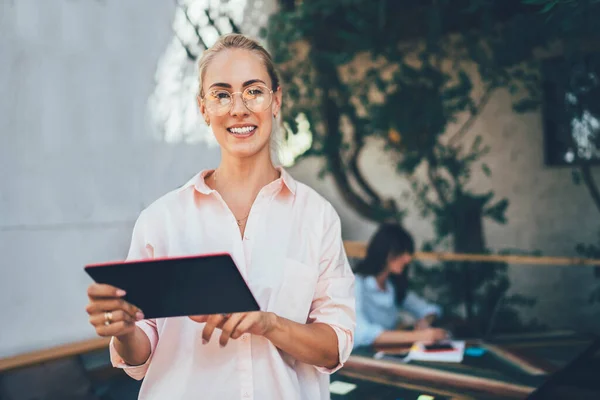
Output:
(243, 392), (250, 398)
(241, 334), (249, 341)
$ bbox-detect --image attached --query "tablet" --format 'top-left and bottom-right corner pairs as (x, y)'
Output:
(84, 253), (260, 319)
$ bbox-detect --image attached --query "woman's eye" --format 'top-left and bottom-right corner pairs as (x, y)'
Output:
(247, 88), (264, 96)
(215, 92), (231, 99)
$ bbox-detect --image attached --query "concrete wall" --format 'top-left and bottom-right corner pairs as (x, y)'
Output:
(0, 0), (222, 358)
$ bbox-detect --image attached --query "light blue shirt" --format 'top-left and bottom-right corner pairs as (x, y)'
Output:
(353, 274), (442, 348)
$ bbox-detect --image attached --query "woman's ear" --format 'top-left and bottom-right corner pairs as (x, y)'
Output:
(197, 95), (209, 126)
(197, 95), (204, 113)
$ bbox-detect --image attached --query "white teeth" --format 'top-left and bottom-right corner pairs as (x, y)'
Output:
(229, 126), (255, 134)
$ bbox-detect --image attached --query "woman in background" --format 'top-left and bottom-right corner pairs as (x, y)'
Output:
(353, 223), (448, 348)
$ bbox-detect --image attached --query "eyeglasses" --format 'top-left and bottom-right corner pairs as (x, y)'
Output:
(202, 84), (274, 116)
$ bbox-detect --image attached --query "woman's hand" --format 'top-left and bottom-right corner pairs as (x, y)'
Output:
(414, 318), (431, 330)
(413, 327), (448, 344)
(86, 283), (144, 340)
(189, 312), (277, 347)
(191, 313), (340, 368)
(414, 314), (435, 331)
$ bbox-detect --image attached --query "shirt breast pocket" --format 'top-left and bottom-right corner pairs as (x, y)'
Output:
(273, 258), (319, 323)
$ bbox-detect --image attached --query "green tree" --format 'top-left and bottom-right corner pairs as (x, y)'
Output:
(265, 0), (554, 333)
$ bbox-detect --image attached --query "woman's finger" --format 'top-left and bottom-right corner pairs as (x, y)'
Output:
(202, 314), (227, 344)
(94, 320), (135, 337)
(434, 328), (448, 340)
(231, 313), (258, 339)
(89, 309), (133, 327)
(219, 314), (245, 347)
(86, 299), (142, 320)
(414, 319), (430, 331)
(87, 284), (126, 299)
(189, 315), (209, 323)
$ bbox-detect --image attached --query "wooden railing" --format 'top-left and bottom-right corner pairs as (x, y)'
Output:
(0, 338), (110, 373)
(343, 241), (600, 267)
(1, 241), (598, 373)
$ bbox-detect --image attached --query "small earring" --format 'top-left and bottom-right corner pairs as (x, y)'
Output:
(273, 113), (277, 118)
(205, 119), (210, 126)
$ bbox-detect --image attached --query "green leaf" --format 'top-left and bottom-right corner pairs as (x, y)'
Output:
(512, 98), (540, 113)
(484, 198), (510, 224)
(471, 135), (483, 152)
(482, 163), (492, 177)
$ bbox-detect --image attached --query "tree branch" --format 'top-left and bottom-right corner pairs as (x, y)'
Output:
(175, 34), (196, 61)
(324, 103), (393, 222)
(338, 67), (398, 209)
(447, 86), (494, 146)
(180, 6), (208, 50)
(312, 53), (398, 222)
(341, 99), (388, 206)
(427, 158), (450, 207)
(204, 9), (221, 37)
(227, 16), (241, 34)
(348, 138), (383, 204)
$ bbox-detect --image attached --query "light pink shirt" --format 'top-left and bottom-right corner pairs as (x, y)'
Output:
(109, 168), (356, 400)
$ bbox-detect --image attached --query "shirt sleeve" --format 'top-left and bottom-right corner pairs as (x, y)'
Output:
(400, 291), (442, 320)
(109, 210), (159, 380)
(353, 277), (385, 349)
(109, 319), (158, 380)
(308, 204), (356, 374)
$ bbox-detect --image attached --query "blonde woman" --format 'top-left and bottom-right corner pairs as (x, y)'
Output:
(84, 34), (355, 400)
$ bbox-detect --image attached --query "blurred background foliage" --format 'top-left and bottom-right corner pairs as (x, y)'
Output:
(262, 0), (600, 333)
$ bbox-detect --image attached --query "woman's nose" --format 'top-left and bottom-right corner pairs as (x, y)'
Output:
(229, 93), (250, 116)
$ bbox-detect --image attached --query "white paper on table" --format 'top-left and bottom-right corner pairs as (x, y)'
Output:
(407, 340), (466, 363)
(329, 381), (357, 395)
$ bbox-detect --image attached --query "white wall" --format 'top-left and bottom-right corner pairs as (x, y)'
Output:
(290, 88), (600, 333)
(0, 0), (222, 358)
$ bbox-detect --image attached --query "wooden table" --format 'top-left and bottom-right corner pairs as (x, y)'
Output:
(332, 330), (596, 400)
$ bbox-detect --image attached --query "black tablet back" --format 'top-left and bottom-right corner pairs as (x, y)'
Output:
(84, 253), (260, 319)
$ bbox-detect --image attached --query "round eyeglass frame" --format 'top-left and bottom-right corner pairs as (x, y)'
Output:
(201, 84), (274, 116)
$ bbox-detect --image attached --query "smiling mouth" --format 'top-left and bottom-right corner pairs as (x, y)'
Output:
(227, 126), (257, 136)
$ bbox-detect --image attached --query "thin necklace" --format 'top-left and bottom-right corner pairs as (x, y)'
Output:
(213, 169), (249, 226)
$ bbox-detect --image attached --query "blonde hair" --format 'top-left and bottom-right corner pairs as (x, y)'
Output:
(197, 33), (283, 165)
(197, 33), (280, 97)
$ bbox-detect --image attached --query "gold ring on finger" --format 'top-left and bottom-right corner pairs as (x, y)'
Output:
(104, 311), (113, 326)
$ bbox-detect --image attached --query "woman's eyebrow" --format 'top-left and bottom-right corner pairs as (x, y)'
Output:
(243, 79), (267, 87)
(208, 79), (268, 90)
(208, 82), (232, 89)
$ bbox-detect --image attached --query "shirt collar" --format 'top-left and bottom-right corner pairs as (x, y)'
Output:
(178, 166), (297, 196)
(364, 275), (393, 294)
(277, 167), (297, 195)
